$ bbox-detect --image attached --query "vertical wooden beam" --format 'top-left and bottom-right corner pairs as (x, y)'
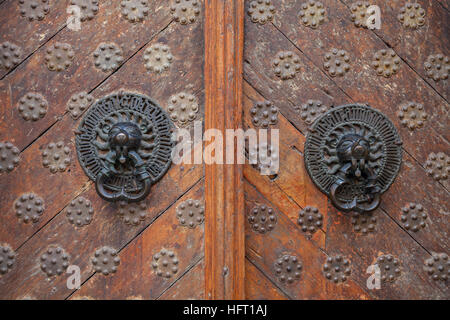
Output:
(204, 0), (245, 299)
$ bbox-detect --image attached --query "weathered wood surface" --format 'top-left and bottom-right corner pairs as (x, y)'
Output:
(70, 181), (204, 300)
(245, 259), (288, 300)
(0, 1), (206, 300)
(204, 0), (245, 299)
(243, 0), (449, 300)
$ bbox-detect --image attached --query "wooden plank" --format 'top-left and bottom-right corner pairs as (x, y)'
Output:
(204, 0), (245, 299)
(0, 0), (68, 79)
(245, 259), (289, 300)
(158, 259), (205, 300)
(70, 181), (205, 300)
(342, 0), (449, 100)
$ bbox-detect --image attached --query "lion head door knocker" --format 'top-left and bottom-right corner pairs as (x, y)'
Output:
(75, 92), (174, 203)
(304, 104), (402, 213)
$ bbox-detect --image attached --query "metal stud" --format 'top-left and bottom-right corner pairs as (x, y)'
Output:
(274, 254), (302, 284)
(151, 249), (179, 279)
(170, 0), (201, 25)
(248, 204), (277, 234)
(176, 199), (205, 229)
(0, 42), (22, 70)
(167, 92), (199, 127)
(70, 0), (99, 21)
(118, 200), (147, 226)
(350, 1), (371, 28)
(351, 212), (376, 235)
(248, 142), (278, 176)
(294, 99), (327, 125)
(372, 49), (401, 78)
(0, 244), (16, 275)
(299, 1), (326, 29)
(66, 197), (94, 227)
(0, 142), (20, 174)
(93, 42), (124, 72)
(397, 2), (426, 29)
(41, 141), (71, 173)
(273, 51), (301, 80)
(120, 0), (149, 23)
(424, 54), (449, 82)
(19, 0), (50, 21)
(425, 152), (449, 182)
(66, 92), (94, 119)
(45, 42), (75, 72)
(424, 253), (449, 282)
(297, 206), (323, 234)
(18, 92), (48, 122)
(92, 246), (120, 276)
(322, 255), (351, 283)
(323, 48), (350, 77)
(250, 101), (278, 128)
(14, 192), (45, 224)
(40, 246), (70, 277)
(247, 0), (276, 25)
(376, 254), (401, 283)
(397, 101), (427, 131)
(400, 203), (427, 232)
(144, 43), (173, 74)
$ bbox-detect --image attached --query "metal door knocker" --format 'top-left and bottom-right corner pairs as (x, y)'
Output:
(304, 104), (402, 213)
(75, 91), (174, 203)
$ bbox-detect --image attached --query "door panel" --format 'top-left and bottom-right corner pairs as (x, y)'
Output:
(243, 0), (449, 299)
(0, 0), (205, 300)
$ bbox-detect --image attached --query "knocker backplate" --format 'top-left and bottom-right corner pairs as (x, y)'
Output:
(75, 92), (174, 195)
(304, 104), (402, 209)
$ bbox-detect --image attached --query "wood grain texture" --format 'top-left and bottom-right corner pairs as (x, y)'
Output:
(245, 259), (288, 300)
(204, 0), (245, 299)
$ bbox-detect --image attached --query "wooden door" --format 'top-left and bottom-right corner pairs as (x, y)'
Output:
(242, 0), (449, 299)
(0, 0), (206, 300)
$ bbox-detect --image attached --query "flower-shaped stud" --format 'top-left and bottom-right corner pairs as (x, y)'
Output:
(40, 247), (70, 277)
(425, 152), (449, 182)
(167, 92), (199, 127)
(274, 255), (303, 284)
(14, 193), (45, 224)
(273, 51), (301, 80)
(0, 142), (20, 174)
(18, 92), (48, 122)
(92, 246), (120, 276)
(41, 141), (71, 173)
(170, 0), (201, 25)
(120, 0), (149, 23)
(176, 199), (205, 229)
(144, 43), (173, 74)
(19, 0), (50, 21)
(424, 253), (449, 281)
(400, 203), (427, 232)
(397, 2), (425, 29)
(297, 206), (323, 234)
(299, 1), (326, 29)
(151, 249), (179, 279)
(323, 49), (350, 77)
(351, 212), (377, 235)
(0, 245), (15, 275)
(424, 54), (449, 82)
(350, 1), (371, 28)
(248, 143), (279, 176)
(70, 0), (99, 21)
(66, 197), (94, 227)
(0, 42), (22, 70)
(66, 92), (94, 119)
(250, 101), (278, 128)
(397, 101), (427, 131)
(93, 42), (124, 72)
(372, 49), (401, 78)
(247, 0), (276, 25)
(45, 42), (75, 72)
(248, 204), (277, 234)
(323, 255), (351, 283)
(295, 99), (327, 125)
(376, 254), (401, 283)
(118, 200), (148, 226)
